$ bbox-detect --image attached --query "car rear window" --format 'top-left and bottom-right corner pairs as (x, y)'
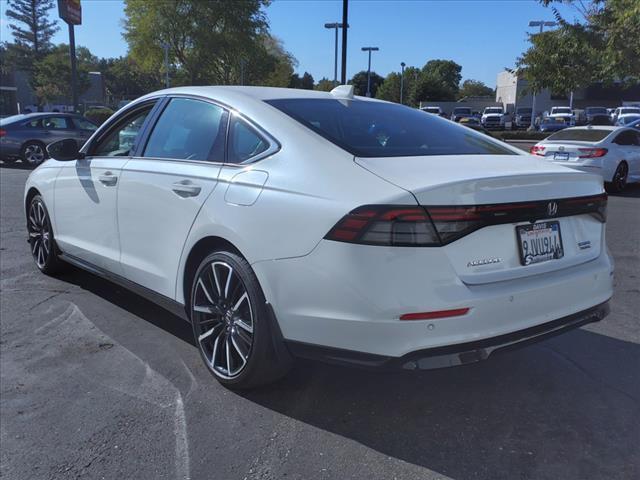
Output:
(547, 129), (611, 142)
(266, 99), (513, 157)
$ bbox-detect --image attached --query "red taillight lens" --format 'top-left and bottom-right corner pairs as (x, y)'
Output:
(324, 206), (440, 246)
(578, 148), (608, 158)
(0, 129), (6, 137)
(530, 145), (545, 156)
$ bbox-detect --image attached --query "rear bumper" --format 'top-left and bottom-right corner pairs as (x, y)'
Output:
(287, 300), (610, 370)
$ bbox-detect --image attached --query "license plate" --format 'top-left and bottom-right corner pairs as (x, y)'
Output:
(554, 152), (570, 161)
(516, 221), (564, 266)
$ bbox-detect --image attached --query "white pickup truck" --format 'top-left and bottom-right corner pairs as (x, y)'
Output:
(481, 107), (507, 130)
(547, 106), (576, 126)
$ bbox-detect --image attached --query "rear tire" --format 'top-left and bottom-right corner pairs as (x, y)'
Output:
(190, 251), (292, 389)
(606, 161), (628, 193)
(27, 195), (65, 275)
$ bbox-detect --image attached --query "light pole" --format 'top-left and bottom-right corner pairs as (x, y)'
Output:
(400, 62), (406, 104)
(527, 20), (557, 129)
(324, 22), (348, 85)
(361, 47), (379, 97)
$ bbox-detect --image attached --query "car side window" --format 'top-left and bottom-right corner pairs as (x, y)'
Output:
(614, 131), (637, 146)
(43, 117), (71, 129)
(143, 98), (228, 162)
(73, 117), (98, 131)
(24, 119), (42, 128)
(92, 106), (153, 157)
(227, 115), (269, 164)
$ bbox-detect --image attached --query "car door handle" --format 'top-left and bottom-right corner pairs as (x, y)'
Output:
(98, 172), (118, 186)
(171, 181), (201, 198)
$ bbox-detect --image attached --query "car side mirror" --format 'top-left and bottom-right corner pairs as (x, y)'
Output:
(46, 138), (84, 161)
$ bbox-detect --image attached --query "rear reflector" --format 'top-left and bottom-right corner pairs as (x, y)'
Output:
(400, 308), (470, 321)
(0, 129), (6, 137)
(325, 194), (607, 247)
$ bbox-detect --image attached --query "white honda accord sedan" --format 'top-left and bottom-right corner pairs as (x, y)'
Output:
(24, 86), (613, 388)
(531, 126), (640, 192)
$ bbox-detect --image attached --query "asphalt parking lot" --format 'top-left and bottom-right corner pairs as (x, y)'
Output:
(1, 163), (639, 480)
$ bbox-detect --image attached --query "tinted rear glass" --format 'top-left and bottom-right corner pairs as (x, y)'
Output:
(547, 129), (611, 142)
(266, 99), (513, 157)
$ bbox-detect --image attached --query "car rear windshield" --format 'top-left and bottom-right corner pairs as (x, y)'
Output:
(266, 98), (513, 157)
(547, 129), (611, 142)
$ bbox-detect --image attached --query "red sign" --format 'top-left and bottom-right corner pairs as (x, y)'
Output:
(58, 0), (82, 25)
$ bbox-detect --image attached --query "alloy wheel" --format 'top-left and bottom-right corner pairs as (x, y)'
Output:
(192, 261), (254, 379)
(24, 144), (45, 165)
(28, 199), (51, 269)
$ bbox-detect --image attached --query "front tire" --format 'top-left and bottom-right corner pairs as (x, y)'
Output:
(27, 195), (65, 275)
(607, 161), (628, 193)
(190, 251), (292, 389)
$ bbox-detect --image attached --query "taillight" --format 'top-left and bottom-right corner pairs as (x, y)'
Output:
(324, 206), (440, 246)
(0, 129), (6, 137)
(530, 145), (545, 156)
(325, 195), (608, 247)
(578, 148), (608, 158)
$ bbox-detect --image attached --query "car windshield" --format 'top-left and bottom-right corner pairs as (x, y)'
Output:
(620, 108), (640, 115)
(586, 108), (607, 114)
(454, 108), (472, 114)
(552, 108), (572, 114)
(424, 108), (439, 113)
(266, 98), (513, 157)
(621, 115), (640, 124)
(546, 129), (611, 142)
(485, 108), (502, 114)
(517, 108), (532, 114)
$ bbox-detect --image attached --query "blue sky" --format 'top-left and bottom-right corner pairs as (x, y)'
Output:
(0, 0), (583, 88)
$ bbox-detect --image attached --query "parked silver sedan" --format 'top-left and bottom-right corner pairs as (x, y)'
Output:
(0, 113), (97, 167)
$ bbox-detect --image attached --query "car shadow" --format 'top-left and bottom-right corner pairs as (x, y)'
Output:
(54, 264), (638, 479)
(609, 183), (640, 198)
(0, 160), (34, 171)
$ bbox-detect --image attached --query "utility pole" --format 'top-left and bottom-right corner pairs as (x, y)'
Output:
(340, 0), (348, 84)
(400, 62), (406, 104)
(325, 22), (348, 85)
(361, 47), (379, 97)
(240, 58), (247, 86)
(527, 20), (557, 130)
(68, 24), (78, 112)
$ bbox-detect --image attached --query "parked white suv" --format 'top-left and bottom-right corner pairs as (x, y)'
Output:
(25, 86), (613, 388)
(548, 107), (576, 126)
(481, 107), (507, 130)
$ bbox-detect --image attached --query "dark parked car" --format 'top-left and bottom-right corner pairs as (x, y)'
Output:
(584, 107), (612, 125)
(450, 107), (473, 122)
(0, 113), (97, 167)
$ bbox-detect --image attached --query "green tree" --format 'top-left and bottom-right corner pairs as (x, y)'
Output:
(532, 0), (640, 82)
(5, 0), (59, 68)
(414, 59), (462, 102)
(458, 79), (494, 99)
(515, 25), (599, 98)
(375, 66), (420, 106)
(349, 70), (384, 97)
(123, 0), (282, 86)
(258, 35), (297, 87)
(32, 44), (95, 105)
(314, 77), (334, 91)
(98, 56), (162, 99)
(288, 71), (314, 89)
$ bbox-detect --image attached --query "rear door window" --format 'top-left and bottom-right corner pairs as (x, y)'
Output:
(43, 117), (72, 129)
(143, 98), (228, 162)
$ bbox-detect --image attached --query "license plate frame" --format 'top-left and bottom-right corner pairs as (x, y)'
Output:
(516, 221), (564, 266)
(553, 152), (570, 161)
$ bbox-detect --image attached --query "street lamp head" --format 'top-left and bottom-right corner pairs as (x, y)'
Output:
(401, 62), (406, 67)
(544, 21), (558, 27)
(325, 22), (348, 29)
(528, 20), (542, 27)
(361, 47), (379, 52)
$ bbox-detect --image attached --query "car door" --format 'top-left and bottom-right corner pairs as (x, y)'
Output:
(116, 96), (228, 298)
(612, 130), (640, 179)
(53, 101), (158, 274)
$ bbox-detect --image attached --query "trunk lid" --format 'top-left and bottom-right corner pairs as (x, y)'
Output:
(355, 154), (606, 284)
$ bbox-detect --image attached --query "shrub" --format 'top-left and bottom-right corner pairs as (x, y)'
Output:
(84, 108), (114, 126)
